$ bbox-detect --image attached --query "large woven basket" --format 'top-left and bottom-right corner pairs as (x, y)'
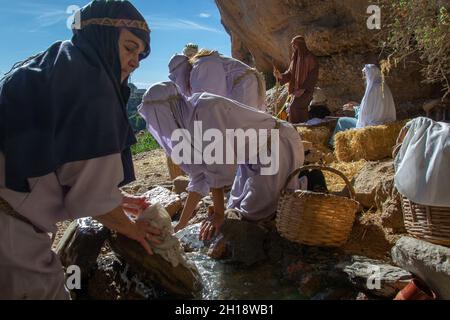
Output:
(166, 156), (185, 180)
(394, 127), (450, 247)
(276, 165), (359, 247)
(400, 196), (450, 247)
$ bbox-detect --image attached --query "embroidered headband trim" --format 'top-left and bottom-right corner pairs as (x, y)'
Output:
(74, 18), (151, 33)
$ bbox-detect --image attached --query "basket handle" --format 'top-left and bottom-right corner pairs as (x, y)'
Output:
(283, 165), (357, 200)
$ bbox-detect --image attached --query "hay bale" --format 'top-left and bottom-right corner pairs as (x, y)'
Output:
(297, 126), (332, 148)
(325, 160), (367, 193)
(334, 120), (408, 162)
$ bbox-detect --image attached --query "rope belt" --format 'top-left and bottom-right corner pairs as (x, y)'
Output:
(0, 197), (46, 234)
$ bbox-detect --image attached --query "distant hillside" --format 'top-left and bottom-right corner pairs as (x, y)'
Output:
(127, 83), (147, 133)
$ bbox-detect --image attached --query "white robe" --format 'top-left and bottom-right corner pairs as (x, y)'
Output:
(394, 117), (450, 207)
(190, 52), (267, 112)
(357, 65), (397, 128)
(168, 54), (192, 97)
(139, 82), (304, 222)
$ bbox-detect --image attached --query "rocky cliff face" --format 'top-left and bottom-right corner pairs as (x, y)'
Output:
(215, 0), (440, 111)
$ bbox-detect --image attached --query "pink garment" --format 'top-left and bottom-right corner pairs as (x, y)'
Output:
(0, 214), (69, 300)
(190, 52), (266, 111)
(227, 121), (303, 221)
(0, 153), (124, 300)
(168, 54), (192, 96)
(139, 82), (304, 221)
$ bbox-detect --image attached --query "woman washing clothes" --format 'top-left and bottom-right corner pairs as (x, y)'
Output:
(138, 82), (304, 241)
(0, 0), (160, 300)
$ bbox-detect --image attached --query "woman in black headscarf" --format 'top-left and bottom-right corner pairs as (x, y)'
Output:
(0, 1), (159, 300)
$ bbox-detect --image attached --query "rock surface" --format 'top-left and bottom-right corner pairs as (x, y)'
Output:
(108, 234), (203, 298)
(215, 0), (440, 111)
(337, 255), (412, 298)
(221, 219), (268, 266)
(353, 161), (395, 209)
(144, 186), (182, 218)
(391, 237), (450, 300)
(173, 176), (190, 194)
(56, 218), (111, 281)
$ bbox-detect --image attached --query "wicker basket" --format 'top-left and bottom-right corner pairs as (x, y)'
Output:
(394, 127), (450, 247)
(166, 156), (185, 180)
(400, 196), (450, 247)
(276, 165), (359, 247)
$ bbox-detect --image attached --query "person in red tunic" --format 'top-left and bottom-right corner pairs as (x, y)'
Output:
(274, 36), (319, 124)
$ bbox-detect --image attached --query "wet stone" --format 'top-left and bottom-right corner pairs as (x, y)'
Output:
(56, 218), (111, 282)
(221, 219), (268, 266)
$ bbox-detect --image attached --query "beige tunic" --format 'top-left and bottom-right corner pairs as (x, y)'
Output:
(0, 153), (124, 300)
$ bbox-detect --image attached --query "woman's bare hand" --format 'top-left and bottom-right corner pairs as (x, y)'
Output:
(273, 67), (282, 80)
(127, 220), (162, 256)
(199, 208), (224, 241)
(96, 206), (161, 256)
(122, 192), (150, 216)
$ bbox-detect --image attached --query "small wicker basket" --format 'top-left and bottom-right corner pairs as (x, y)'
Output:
(276, 165), (359, 247)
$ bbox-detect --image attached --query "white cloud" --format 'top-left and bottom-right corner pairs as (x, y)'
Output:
(2, 2), (69, 30)
(147, 16), (222, 33)
(199, 13), (211, 18)
(36, 9), (67, 27)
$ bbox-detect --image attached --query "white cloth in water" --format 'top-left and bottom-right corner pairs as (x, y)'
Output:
(394, 117), (450, 207)
(356, 65), (396, 128)
(138, 203), (191, 268)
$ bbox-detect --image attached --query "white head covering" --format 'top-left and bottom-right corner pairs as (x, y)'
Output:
(138, 82), (196, 171)
(168, 54), (192, 96)
(182, 43), (199, 58)
(394, 117), (450, 207)
(356, 64), (396, 128)
(309, 87), (327, 107)
(138, 82), (237, 195)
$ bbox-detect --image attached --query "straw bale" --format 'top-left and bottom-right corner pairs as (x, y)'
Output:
(325, 160), (367, 193)
(334, 120), (408, 162)
(297, 126), (332, 148)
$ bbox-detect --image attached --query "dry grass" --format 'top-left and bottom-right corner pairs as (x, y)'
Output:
(334, 120), (408, 162)
(297, 127), (332, 148)
(325, 160), (367, 193)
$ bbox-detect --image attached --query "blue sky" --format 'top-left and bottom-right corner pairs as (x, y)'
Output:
(0, 0), (231, 88)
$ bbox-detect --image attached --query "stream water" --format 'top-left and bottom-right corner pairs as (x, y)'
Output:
(176, 224), (305, 300)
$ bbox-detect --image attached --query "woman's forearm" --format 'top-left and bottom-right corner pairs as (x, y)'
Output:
(211, 187), (225, 219)
(96, 205), (135, 238)
(178, 191), (203, 227)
